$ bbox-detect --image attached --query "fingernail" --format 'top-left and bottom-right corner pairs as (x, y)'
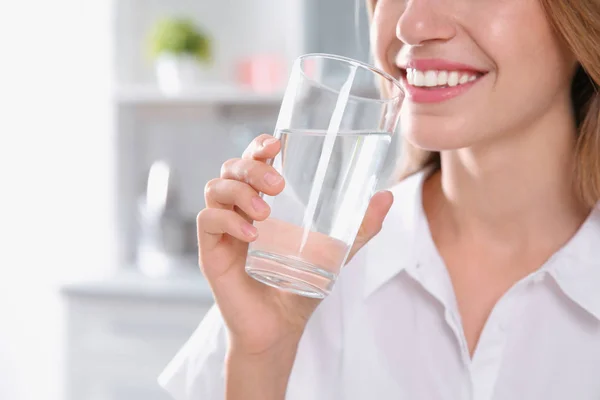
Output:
(242, 222), (258, 238)
(262, 137), (278, 147)
(251, 196), (269, 213)
(264, 172), (283, 186)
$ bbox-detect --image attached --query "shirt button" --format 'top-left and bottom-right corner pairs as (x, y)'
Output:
(533, 273), (546, 284)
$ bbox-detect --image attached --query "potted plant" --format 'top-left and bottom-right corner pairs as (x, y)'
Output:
(149, 17), (212, 95)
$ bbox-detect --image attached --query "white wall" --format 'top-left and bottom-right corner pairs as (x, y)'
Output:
(0, 1), (115, 399)
(114, 0), (304, 85)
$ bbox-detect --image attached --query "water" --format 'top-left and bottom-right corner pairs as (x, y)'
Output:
(246, 129), (392, 297)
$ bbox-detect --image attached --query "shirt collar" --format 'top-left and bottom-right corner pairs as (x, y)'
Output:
(363, 169), (600, 319)
(363, 169), (430, 298)
(547, 204), (600, 320)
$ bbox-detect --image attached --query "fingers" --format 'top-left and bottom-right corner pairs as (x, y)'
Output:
(220, 158), (285, 196)
(197, 208), (258, 251)
(242, 133), (281, 161)
(204, 178), (271, 221)
(199, 133), (283, 252)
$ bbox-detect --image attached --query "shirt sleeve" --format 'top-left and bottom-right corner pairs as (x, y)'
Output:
(158, 304), (228, 400)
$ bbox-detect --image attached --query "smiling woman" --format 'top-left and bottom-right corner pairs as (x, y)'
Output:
(158, 0), (600, 399)
(368, 0), (600, 206)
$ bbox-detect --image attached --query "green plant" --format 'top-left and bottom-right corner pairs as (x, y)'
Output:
(149, 17), (212, 63)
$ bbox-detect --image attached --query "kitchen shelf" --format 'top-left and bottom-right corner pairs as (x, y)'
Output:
(116, 83), (284, 106)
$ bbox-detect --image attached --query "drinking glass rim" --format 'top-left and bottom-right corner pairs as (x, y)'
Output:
(297, 53), (404, 103)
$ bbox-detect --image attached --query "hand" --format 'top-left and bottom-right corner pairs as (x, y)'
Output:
(197, 134), (394, 356)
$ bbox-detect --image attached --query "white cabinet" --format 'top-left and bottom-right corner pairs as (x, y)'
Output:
(61, 269), (214, 400)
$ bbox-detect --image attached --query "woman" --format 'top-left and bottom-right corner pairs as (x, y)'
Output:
(159, 0), (600, 398)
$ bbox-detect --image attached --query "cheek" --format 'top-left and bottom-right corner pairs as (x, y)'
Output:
(482, 4), (573, 126)
(493, 0), (572, 89)
(371, 1), (402, 75)
(485, 2), (568, 87)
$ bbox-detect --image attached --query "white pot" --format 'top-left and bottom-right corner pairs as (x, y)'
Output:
(155, 53), (206, 95)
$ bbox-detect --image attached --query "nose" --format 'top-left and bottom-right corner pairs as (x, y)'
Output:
(396, 0), (456, 46)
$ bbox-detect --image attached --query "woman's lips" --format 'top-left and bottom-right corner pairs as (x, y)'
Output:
(395, 58), (488, 104)
(399, 70), (486, 104)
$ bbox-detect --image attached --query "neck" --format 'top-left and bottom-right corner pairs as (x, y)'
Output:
(425, 100), (589, 254)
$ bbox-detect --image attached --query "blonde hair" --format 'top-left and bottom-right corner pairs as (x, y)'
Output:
(367, 0), (600, 207)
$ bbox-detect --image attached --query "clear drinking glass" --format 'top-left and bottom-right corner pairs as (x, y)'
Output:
(245, 53), (403, 298)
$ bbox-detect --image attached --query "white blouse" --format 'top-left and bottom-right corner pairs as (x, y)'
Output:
(159, 170), (600, 400)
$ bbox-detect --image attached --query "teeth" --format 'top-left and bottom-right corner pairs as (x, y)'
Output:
(425, 70), (437, 87)
(437, 71), (448, 86)
(406, 68), (479, 88)
(414, 70), (425, 86)
(448, 71), (459, 87)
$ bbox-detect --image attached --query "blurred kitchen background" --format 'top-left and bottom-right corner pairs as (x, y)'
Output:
(0, 0), (373, 399)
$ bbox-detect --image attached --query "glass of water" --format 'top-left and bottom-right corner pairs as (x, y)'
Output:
(245, 53), (403, 298)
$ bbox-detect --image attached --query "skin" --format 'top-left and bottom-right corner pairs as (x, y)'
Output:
(373, 0), (588, 355)
(200, 0), (590, 397)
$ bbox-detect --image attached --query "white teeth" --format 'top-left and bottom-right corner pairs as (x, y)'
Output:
(447, 71), (459, 87)
(406, 68), (479, 88)
(413, 70), (425, 86)
(437, 71), (448, 86)
(425, 70), (437, 87)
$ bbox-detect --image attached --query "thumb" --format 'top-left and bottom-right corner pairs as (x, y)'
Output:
(348, 190), (394, 260)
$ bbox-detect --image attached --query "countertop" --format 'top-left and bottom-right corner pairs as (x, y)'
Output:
(60, 262), (214, 303)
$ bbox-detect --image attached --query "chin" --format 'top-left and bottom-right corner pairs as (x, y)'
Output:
(399, 111), (479, 151)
